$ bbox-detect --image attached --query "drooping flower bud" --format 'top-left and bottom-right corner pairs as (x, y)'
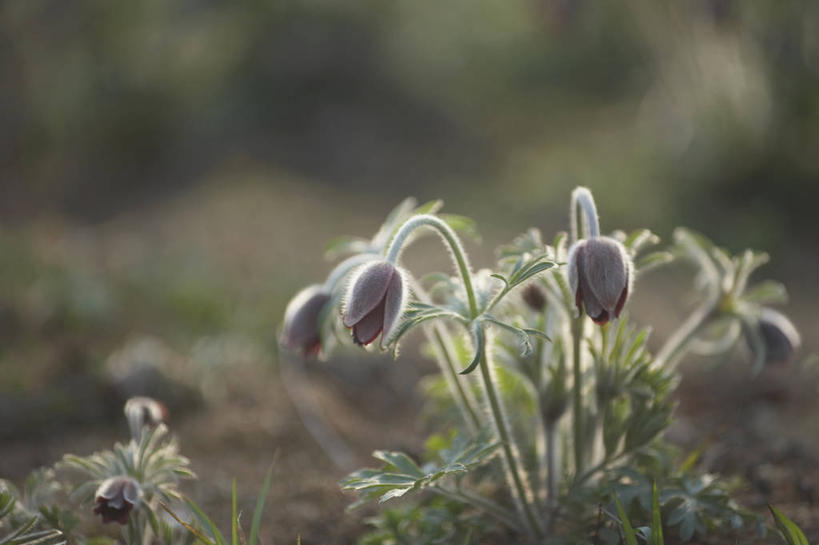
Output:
(93, 476), (141, 525)
(753, 308), (801, 366)
(343, 261), (406, 348)
(522, 284), (546, 312)
(281, 285), (332, 357)
(567, 237), (631, 325)
(124, 396), (168, 439)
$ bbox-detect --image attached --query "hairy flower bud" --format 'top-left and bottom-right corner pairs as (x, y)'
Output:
(281, 285), (331, 357)
(567, 237), (631, 325)
(343, 261), (406, 348)
(754, 308), (801, 365)
(93, 476), (141, 525)
(522, 284), (546, 312)
(124, 396), (167, 439)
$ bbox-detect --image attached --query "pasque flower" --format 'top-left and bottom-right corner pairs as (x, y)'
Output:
(753, 308), (801, 365)
(567, 237), (631, 325)
(281, 285), (332, 356)
(93, 476), (141, 524)
(124, 396), (168, 439)
(343, 261), (406, 347)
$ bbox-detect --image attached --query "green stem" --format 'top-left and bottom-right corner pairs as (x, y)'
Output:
(387, 213), (540, 535)
(432, 485), (521, 530)
(571, 316), (585, 475)
(570, 187), (600, 243)
(655, 228), (723, 370)
(412, 281), (481, 434)
(570, 449), (631, 493)
(545, 420), (557, 499)
(430, 325), (481, 433)
(654, 300), (717, 370)
(477, 342), (543, 538)
(385, 214), (478, 318)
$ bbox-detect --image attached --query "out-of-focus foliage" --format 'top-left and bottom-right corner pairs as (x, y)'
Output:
(1, 0), (817, 252)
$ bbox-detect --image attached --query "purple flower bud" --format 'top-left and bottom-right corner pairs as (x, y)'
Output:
(281, 285), (332, 357)
(342, 261), (406, 347)
(567, 237), (631, 325)
(124, 396), (168, 439)
(522, 284), (546, 312)
(93, 476), (141, 525)
(755, 308), (800, 365)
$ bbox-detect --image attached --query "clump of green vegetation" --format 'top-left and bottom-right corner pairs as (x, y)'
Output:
(280, 189), (803, 543)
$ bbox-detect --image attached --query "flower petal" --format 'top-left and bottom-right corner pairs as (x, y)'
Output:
(343, 262), (395, 328)
(583, 238), (629, 313)
(380, 271), (405, 347)
(352, 301), (385, 346)
(282, 285), (330, 352)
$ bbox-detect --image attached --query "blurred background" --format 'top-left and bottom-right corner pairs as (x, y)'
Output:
(1, 0), (818, 542)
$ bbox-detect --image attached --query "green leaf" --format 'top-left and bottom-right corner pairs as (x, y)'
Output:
(614, 495), (639, 545)
(743, 280), (788, 305)
(387, 302), (468, 354)
(507, 260), (556, 288)
(769, 505), (808, 545)
(459, 326), (484, 375)
(635, 252), (674, 274)
(623, 229), (660, 253)
(489, 273), (508, 288)
(323, 235), (370, 260)
(440, 214), (481, 243)
(144, 499), (161, 538)
(678, 441), (708, 474)
(739, 314), (767, 375)
(340, 432), (499, 505)
(413, 199), (444, 216)
(481, 315), (550, 357)
(372, 451), (425, 478)
(249, 464), (275, 545)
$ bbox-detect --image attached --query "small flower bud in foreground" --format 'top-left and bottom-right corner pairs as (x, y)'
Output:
(281, 285), (332, 357)
(522, 284), (546, 312)
(343, 261), (406, 348)
(567, 237), (631, 325)
(754, 308), (801, 365)
(93, 476), (141, 525)
(124, 396), (167, 439)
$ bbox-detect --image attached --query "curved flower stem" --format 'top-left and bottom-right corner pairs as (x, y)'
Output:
(571, 316), (585, 475)
(653, 230), (723, 370)
(570, 187), (600, 243)
(654, 299), (718, 370)
(477, 342), (543, 538)
(389, 213), (541, 536)
(385, 214), (479, 318)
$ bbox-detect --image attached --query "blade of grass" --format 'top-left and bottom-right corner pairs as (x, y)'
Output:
(769, 505), (808, 545)
(184, 498), (228, 545)
(651, 482), (663, 545)
(160, 502), (218, 545)
(249, 463), (276, 545)
(614, 495), (638, 545)
(232, 480), (238, 545)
